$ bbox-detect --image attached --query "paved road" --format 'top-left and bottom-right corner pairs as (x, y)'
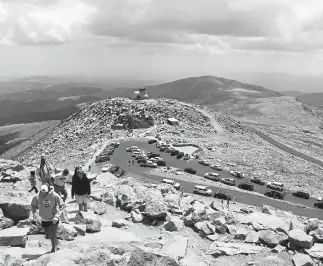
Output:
(91, 140), (323, 219)
(246, 124), (323, 168)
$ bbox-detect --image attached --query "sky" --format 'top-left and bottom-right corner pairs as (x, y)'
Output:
(1, 0), (323, 82)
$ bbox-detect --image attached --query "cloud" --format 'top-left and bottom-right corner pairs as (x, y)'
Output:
(0, 0), (97, 45)
(86, 0), (323, 53)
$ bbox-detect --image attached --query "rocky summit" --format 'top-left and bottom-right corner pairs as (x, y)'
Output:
(0, 97), (323, 265)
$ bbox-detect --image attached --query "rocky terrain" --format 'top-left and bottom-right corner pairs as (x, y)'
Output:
(1, 159), (323, 265)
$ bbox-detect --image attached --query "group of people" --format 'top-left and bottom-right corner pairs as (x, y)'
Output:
(29, 155), (92, 253)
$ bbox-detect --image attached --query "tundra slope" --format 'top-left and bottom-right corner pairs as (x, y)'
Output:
(8, 97), (323, 198)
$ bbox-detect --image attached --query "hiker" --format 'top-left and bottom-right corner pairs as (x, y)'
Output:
(71, 166), (91, 212)
(88, 165), (91, 172)
(31, 184), (65, 253)
(227, 198), (230, 208)
(132, 160), (135, 165)
(28, 170), (38, 194)
(52, 169), (69, 202)
(128, 160), (131, 166)
(37, 154), (53, 186)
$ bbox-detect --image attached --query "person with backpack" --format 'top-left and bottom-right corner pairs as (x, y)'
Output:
(28, 170), (38, 194)
(71, 166), (91, 212)
(30, 184), (65, 253)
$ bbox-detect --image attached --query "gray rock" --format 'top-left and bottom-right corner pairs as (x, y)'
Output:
(75, 211), (102, 233)
(0, 217), (14, 230)
(226, 224), (237, 234)
(131, 210), (143, 223)
(245, 231), (259, 244)
(73, 224), (86, 236)
(0, 200), (31, 221)
(112, 219), (130, 228)
(292, 253), (314, 266)
(304, 220), (318, 234)
(92, 202), (107, 215)
(144, 200), (167, 220)
(0, 227), (29, 247)
(216, 226), (227, 235)
(262, 205), (277, 216)
(164, 217), (183, 232)
(162, 235), (188, 262)
(277, 231), (289, 246)
(289, 229), (314, 249)
(195, 221), (215, 236)
(271, 245), (286, 254)
(17, 218), (43, 235)
(259, 230), (279, 248)
(57, 223), (78, 241)
(305, 243), (323, 260)
(127, 247), (179, 266)
(234, 227), (249, 240)
(252, 222), (267, 231)
(209, 242), (264, 257)
(309, 227), (323, 243)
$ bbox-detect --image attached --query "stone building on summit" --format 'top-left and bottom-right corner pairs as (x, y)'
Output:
(132, 88), (149, 100)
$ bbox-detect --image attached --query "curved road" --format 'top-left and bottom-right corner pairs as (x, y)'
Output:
(91, 140), (323, 220)
(246, 125), (323, 168)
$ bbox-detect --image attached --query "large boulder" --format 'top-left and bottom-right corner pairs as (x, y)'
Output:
(194, 221), (215, 236)
(262, 205), (277, 216)
(57, 223), (78, 241)
(144, 200), (167, 220)
(17, 218), (43, 235)
(75, 211), (102, 233)
(0, 227), (29, 247)
(245, 231), (259, 244)
(162, 235), (188, 262)
(127, 247), (179, 266)
(289, 229), (314, 249)
(304, 220), (319, 234)
(112, 219), (130, 228)
(305, 243), (323, 261)
(0, 200), (31, 221)
(114, 185), (137, 209)
(309, 227), (323, 243)
(131, 210), (143, 223)
(259, 230), (279, 248)
(234, 227), (249, 241)
(164, 217), (183, 232)
(292, 253), (314, 266)
(208, 242), (265, 257)
(0, 209), (14, 230)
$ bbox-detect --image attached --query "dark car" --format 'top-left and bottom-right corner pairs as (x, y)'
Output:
(238, 183), (254, 191)
(236, 172), (244, 179)
(214, 191), (231, 200)
(157, 160), (166, 166)
(314, 201), (323, 209)
(110, 165), (120, 174)
(251, 177), (265, 186)
(198, 160), (209, 166)
(137, 158), (147, 164)
(177, 152), (184, 159)
(95, 155), (110, 163)
(170, 150), (179, 156)
(184, 168), (197, 174)
(160, 146), (167, 152)
(264, 190), (284, 200)
(292, 191), (310, 199)
(147, 153), (160, 158)
(148, 139), (158, 144)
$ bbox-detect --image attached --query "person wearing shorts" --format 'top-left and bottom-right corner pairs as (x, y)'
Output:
(31, 184), (65, 253)
(71, 166), (91, 212)
(52, 169), (69, 202)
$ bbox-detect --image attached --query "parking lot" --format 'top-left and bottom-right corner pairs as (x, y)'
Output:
(91, 139), (323, 219)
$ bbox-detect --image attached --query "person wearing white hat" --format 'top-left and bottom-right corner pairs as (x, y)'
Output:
(30, 183), (65, 253)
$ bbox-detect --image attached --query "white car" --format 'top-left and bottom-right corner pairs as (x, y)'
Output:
(204, 172), (220, 181)
(162, 179), (181, 190)
(132, 151), (140, 157)
(101, 167), (110, 172)
(193, 185), (212, 196)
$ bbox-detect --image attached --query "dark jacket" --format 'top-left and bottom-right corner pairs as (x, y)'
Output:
(71, 174), (91, 197)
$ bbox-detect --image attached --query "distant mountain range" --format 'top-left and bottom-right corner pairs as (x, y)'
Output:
(297, 93), (323, 109)
(280, 90), (306, 97)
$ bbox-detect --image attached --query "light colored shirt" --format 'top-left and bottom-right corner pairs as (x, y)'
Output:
(31, 189), (64, 221)
(53, 173), (67, 187)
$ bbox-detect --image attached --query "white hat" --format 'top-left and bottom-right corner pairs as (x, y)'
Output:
(318, 197), (322, 201)
(40, 185), (49, 192)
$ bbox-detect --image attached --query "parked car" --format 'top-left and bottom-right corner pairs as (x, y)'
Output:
(157, 160), (166, 166)
(314, 201), (323, 209)
(141, 160), (157, 168)
(160, 146), (167, 152)
(137, 158), (147, 164)
(126, 146), (138, 152)
(95, 155), (110, 163)
(251, 177), (265, 186)
(193, 185), (212, 196)
(183, 154), (190, 160)
(236, 172), (244, 179)
(238, 183), (254, 191)
(267, 182), (284, 192)
(170, 150), (179, 156)
(177, 152), (184, 159)
(264, 190), (284, 200)
(198, 160), (209, 166)
(148, 139), (158, 144)
(204, 172), (220, 181)
(132, 151), (140, 157)
(184, 168), (196, 174)
(214, 191), (231, 200)
(156, 142), (165, 148)
(210, 164), (222, 171)
(147, 152), (160, 158)
(221, 178), (235, 186)
(230, 171), (237, 177)
(110, 165), (120, 174)
(292, 191), (310, 199)
(162, 179), (181, 190)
